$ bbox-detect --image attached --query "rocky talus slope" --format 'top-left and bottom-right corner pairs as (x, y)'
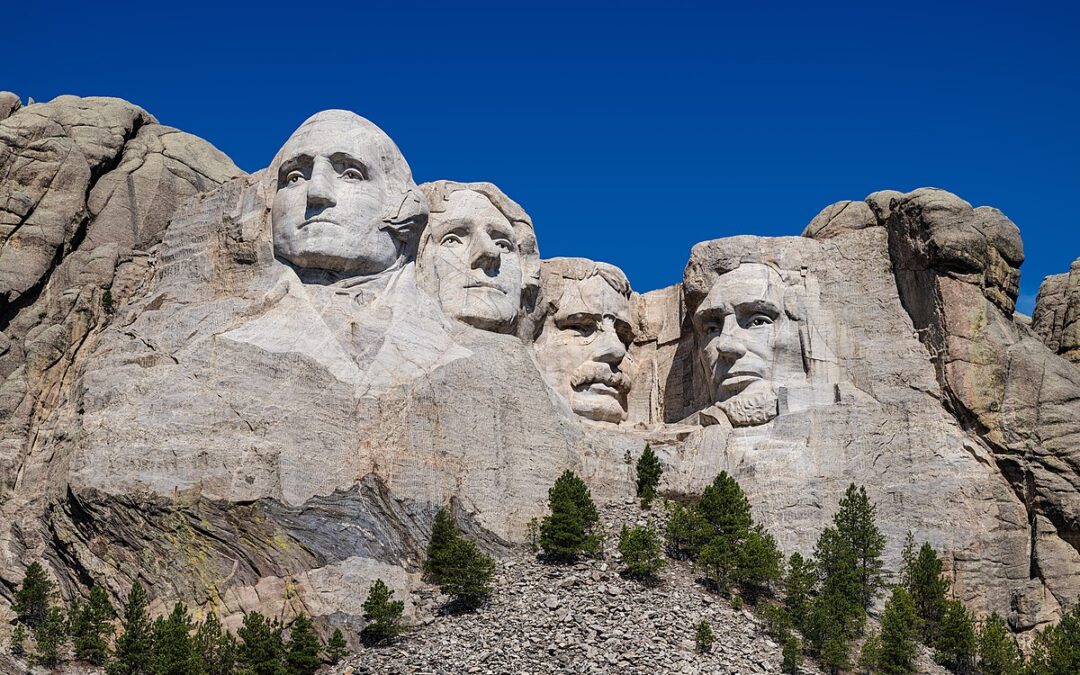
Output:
(337, 502), (821, 675)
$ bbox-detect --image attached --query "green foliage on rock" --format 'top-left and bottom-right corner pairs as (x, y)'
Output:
(732, 525), (783, 599)
(361, 579), (406, 645)
(635, 444), (663, 508)
(781, 636), (803, 674)
(1029, 601), (1080, 675)
(194, 613), (237, 675)
(70, 583), (115, 665)
(424, 508), (459, 581)
(10, 623), (27, 658)
(151, 601), (201, 675)
(664, 502), (712, 559)
(284, 614), (322, 675)
(235, 611), (286, 675)
(907, 542), (949, 645)
(833, 483), (887, 612)
(438, 537), (496, 610)
(539, 470), (600, 561)
(617, 524), (666, 580)
(14, 561), (54, 628)
(784, 552), (814, 631)
(934, 598), (976, 674)
(976, 613), (1024, 675)
(695, 620), (714, 654)
(32, 605), (68, 668)
(108, 581), (154, 675)
(879, 586), (919, 675)
(858, 629), (882, 673)
(326, 628), (348, 665)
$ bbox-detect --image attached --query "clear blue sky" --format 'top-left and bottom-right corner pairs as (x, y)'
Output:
(6, 1), (1078, 313)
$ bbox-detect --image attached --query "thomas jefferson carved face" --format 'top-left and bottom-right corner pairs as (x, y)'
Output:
(534, 261), (633, 424)
(693, 263), (797, 425)
(427, 190), (524, 331)
(270, 111), (424, 277)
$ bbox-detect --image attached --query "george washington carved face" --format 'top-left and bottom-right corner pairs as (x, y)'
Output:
(270, 110), (426, 278)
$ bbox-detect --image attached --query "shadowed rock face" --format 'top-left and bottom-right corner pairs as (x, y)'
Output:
(1, 97), (1079, 641)
(1032, 257), (1080, 365)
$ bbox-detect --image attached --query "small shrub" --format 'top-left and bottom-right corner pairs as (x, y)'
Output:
(32, 606), (68, 668)
(617, 524), (666, 581)
(695, 620), (715, 654)
(760, 603), (793, 641)
(784, 552), (815, 631)
(361, 579), (406, 645)
(526, 517), (540, 552)
(733, 525), (783, 600)
(781, 636), (803, 674)
(438, 538), (496, 610)
(934, 598), (976, 674)
(731, 595), (743, 611)
(10, 624), (27, 658)
(665, 502), (712, 559)
(424, 508), (459, 581)
(69, 583), (115, 666)
(326, 628), (348, 665)
(858, 630), (882, 673)
(635, 444), (663, 508)
(285, 614), (322, 675)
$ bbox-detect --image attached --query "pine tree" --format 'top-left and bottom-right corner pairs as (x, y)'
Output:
(784, 552), (815, 631)
(424, 508), (459, 582)
(152, 601), (201, 675)
(10, 623), (27, 658)
(284, 614), (322, 675)
(833, 484), (887, 612)
(325, 628), (348, 665)
(977, 613), (1024, 675)
(236, 611), (286, 675)
(70, 583), (115, 665)
(664, 502), (712, 560)
(858, 630), (882, 674)
(804, 525), (864, 661)
(782, 636), (803, 674)
(899, 530), (917, 590)
(908, 542), (949, 644)
(635, 444), (663, 508)
(879, 587), (919, 675)
(732, 525), (783, 600)
(1029, 601), (1080, 675)
(539, 470), (600, 561)
(935, 599), (976, 674)
(437, 537), (496, 610)
(695, 620), (714, 654)
(361, 580), (406, 645)
(107, 581), (154, 675)
(32, 605), (68, 668)
(694, 472), (754, 591)
(13, 561), (54, 628)
(617, 524), (666, 580)
(194, 613), (236, 675)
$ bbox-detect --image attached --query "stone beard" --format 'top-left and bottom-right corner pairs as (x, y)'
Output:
(419, 181), (539, 333)
(269, 110), (426, 279)
(533, 259), (633, 424)
(692, 262), (803, 426)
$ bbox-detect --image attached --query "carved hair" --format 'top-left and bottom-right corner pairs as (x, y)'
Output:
(528, 257), (632, 341)
(417, 180), (541, 308)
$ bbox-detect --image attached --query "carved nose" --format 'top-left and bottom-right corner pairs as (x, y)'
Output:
(470, 235), (501, 271)
(307, 163), (337, 209)
(715, 329), (747, 362)
(593, 328), (626, 365)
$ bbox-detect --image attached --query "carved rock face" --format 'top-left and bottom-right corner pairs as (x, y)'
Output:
(270, 110), (423, 277)
(534, 259), (632, 424)
(427, 190), (524, 332)
(692, 263), (800, 425)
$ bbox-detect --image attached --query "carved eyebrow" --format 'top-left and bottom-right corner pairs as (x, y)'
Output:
(277, 153), (313, 180)
(734, 299), (780, 317)
(328, 152), (368, 178)
(555, 311), (602, 326)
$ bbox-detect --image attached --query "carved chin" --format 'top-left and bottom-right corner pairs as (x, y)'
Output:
(719, 384), (779, 427)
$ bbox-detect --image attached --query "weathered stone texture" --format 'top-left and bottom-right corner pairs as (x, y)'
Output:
(1032, 258), (1080, 365)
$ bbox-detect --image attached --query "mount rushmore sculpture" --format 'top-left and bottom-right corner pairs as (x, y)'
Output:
(1, 95), (1079, 642)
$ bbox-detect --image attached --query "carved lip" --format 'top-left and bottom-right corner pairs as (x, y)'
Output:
(298, 217), (339, 229)
(720, 371), (762, 388)
(462, 280), (506, 293)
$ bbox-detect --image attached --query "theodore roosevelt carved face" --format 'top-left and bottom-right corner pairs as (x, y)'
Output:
(270, 110), (426, 278)
(418, 181), (539, 333)
(533, 258), (633, 424)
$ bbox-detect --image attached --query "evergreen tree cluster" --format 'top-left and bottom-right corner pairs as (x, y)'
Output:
(424, 507), (496, 610)
(664, 471), (783, 600)
(6, 564), (350, 674)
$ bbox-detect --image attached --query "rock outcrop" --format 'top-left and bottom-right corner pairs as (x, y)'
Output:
(1032, 257), (1080, 365)
(1, 97), (1078, 649)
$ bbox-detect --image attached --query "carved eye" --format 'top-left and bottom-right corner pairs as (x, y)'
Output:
(286, 171), (304, 185)
(494, 239), (514, 253)
(748, 314), (773, 328)
(440, 234), (464, 247)
(341, 167), (365, 181)
(703, 320), (723, 336)
(567, 323), (596, 338)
